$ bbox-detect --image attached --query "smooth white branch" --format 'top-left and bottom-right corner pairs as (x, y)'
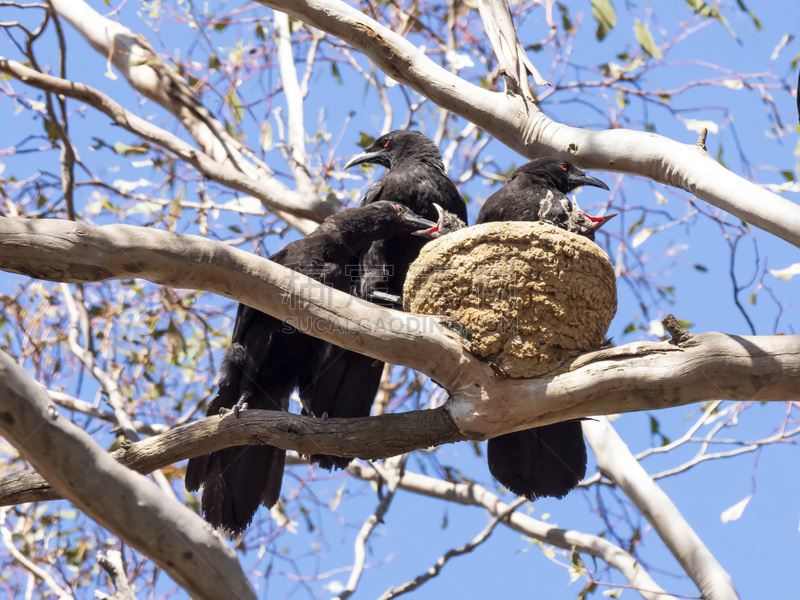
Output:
(0, 218), (797, 440)
(0, 58), (323, 227)
(0, 352), (256, 600)
(585, 417), (740, 600)
(257, 0), (800, 249)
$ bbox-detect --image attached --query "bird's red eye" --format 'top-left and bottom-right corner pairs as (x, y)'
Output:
(395, 204), (404, 215)
(383, 140), (390, 148)
(560, 162), (568, 171)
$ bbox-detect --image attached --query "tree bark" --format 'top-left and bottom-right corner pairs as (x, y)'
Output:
(0, 352), (256, 600)
(255, 0), (800, 249)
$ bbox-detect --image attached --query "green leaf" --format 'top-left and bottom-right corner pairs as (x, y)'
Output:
(716, 145), (728, 169)
(635, 20), (662, 59)
(693, 264), (708, 272)
(735, 0), (762, 30)
(225, 88), (244, 123)
(112, 142), (148, 156)
(627, 217), (643, 235)
(781, 170), (794, 182)
(556, 3), (573, 32)
(43, 118), (60, 142)
(331, 62), (342, 85)
(591, 0), (616, 41)
(356, 132), (376, 149)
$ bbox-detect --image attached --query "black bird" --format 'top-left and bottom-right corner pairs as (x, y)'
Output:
(476, 158), (611, 502)
(299, 130), (470, 468)
(185, 201), (438, 535)
(476, 158), (609, 229)
(345, 130), (468, 301)
(290, 131), (467, 473)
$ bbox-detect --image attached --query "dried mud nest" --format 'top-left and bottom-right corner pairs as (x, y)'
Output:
(404, 221), (617, 378)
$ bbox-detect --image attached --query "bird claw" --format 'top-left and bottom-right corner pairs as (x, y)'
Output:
(217, 398), (248, 418)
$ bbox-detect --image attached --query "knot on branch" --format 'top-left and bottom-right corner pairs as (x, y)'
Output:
(662, 313), (693, 346)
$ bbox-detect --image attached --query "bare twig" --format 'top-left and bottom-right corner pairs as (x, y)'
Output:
(378, 496), (527, 599)
(0, 351), (256, 600)
(336, 455), (408, 599)
(0, 58), (324, 228)
(0, 510), (76, 600)
(584, 417), (739, 600)
(348, 464), (677, 600)
(95, 550), (135, 600)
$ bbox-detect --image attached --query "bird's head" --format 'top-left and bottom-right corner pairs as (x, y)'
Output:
(519, 158), (610, 195)
(343, 130), (444, 172)
(363, 201), (439, 236)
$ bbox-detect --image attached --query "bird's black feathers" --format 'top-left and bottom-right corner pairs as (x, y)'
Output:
(298, 130), (468, 470)
(347, 131), (468, 300)
(476, 158), (609, 230)
(186, 200), (439, 535)
(487, 422), (588, 500)
(476, 157), (610, 502)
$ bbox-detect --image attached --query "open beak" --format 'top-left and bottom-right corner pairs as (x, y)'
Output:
(569, 171), (610, 191)
(586, 213), (617, 230)
(343, 148), (390, 170)
(411, 203), (444, 238)
(403, 211), (438, 237)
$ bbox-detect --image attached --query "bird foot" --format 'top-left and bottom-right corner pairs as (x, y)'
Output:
(219, 395), (249, 418)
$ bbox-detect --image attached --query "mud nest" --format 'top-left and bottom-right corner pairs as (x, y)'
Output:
(404, 221), (617, 378)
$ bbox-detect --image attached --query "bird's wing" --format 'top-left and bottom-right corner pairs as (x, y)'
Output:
(230, 302), (258, 344)
(359, 179), (385, 206)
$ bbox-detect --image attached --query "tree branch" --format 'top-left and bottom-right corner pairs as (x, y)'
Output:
(0, 218), (797, 440)
(1, 324), (796, 510)
(274, 11), (316, 199)
(47, 0), (329, 231)
(584, 417), (740, 600)
(0, 216), (468, 384)
(0, 58), (323, 227)
(349, 464), (678, 600)
(257, 0), (800, 249)
(0, 351), (256, 600)
(0, 406), (464, 507)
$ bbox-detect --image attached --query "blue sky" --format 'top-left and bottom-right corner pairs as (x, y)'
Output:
(0, 0), (799, 598)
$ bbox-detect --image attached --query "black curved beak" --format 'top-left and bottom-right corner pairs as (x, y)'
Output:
(569, 171), (610, 191)
(343, 148), (391, 170)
